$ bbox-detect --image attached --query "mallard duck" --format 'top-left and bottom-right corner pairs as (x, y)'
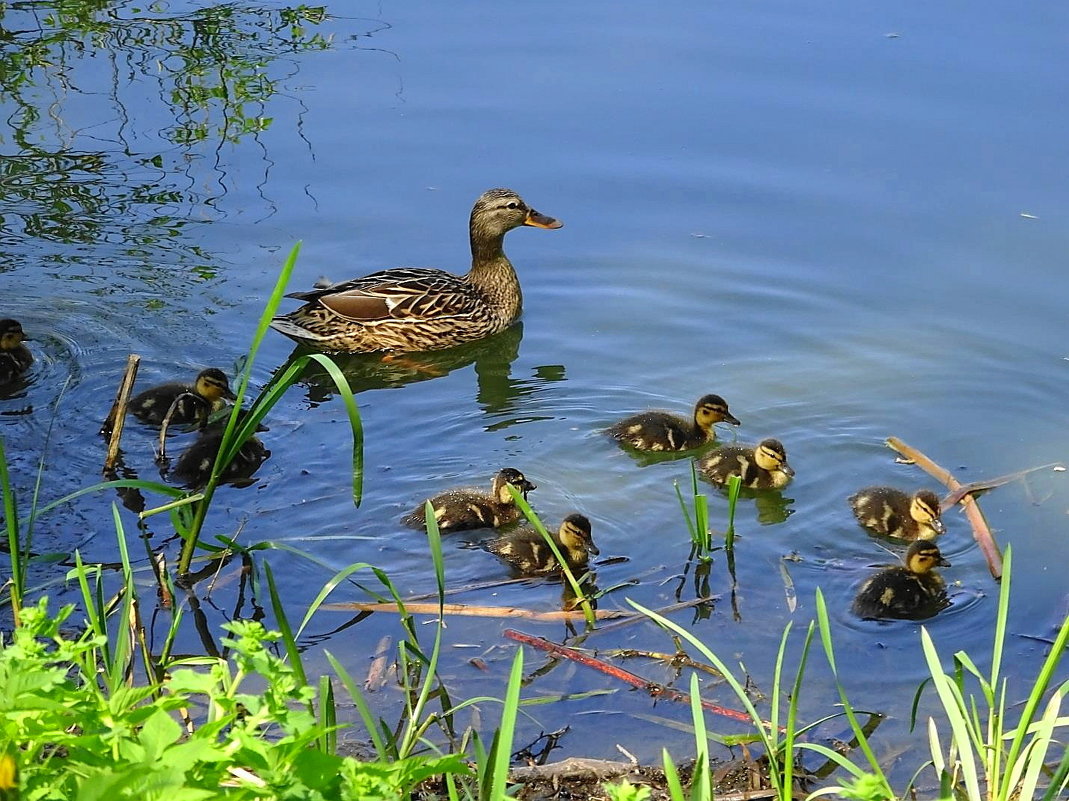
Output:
(402, 467), (537, 532)
(129, 368), (237, 427)
(605, 394), (740, 452)
(170, 424), (270, 489)
(0, 319), (32, 384)
(849, 486), (946, 541)
(697, 438), (794, 489)
(852, 539), (951, 620)
(270, 188), (562, 353)
(487, 513), (599, 576)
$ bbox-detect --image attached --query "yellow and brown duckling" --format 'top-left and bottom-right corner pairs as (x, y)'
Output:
(270, 188), (562, 353)
(0, 319), (33, 384)
(487, 513), (598, 576)
(852, 539), (951, 620)
(849, 486), (946, 541)
(606, 394), (740, 452)
(697, 438), (794, 489)
(402, 467), (537, 532)
(129, 367), (237, 427)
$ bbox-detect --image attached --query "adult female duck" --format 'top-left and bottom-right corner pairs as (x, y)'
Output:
(271, 188), (562, 352)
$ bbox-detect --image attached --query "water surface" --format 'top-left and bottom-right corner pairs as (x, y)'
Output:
(2, 0), (1067, 783)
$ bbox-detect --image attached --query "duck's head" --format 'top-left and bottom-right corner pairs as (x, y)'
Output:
(471, 188), (562, 240)
(494, 467), (537, 503)
(558, 513), (599, 556)
(694, 393), (740, 431)
(0, 319), (28, 350)
(193, 368), (237, 403)
(910, 490), (946, 534)
(904, 539), (950, 574)
(754, 438), (793, 476)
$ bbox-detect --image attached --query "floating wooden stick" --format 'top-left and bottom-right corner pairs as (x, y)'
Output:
(101, 354), (140, 475)
(322, 600), (631, 621)
(885, 436), (1003, 579)
(504, 628), (755, 726)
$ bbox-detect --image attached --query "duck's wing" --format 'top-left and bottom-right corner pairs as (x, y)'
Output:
(287, 268), (482, 323)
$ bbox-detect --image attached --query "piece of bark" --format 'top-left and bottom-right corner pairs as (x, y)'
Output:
(101, 355), (141, 475)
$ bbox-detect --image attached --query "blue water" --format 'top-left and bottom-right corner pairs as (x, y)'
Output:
(2, 0), (1067, 784)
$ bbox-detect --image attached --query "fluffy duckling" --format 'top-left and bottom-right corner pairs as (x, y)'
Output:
(402, 467), (537, 532)
(852, 539), (951, 620)
(271, 188), (562, 353)
(487, 513), (598, 576)
(697, 438), (794, 489)
(171, 425), (270, 489)
(606, 394), (740, 452)
(0, 319), (33, 384)
(849, 486), (946, 541)
(129, 368), (237, 427)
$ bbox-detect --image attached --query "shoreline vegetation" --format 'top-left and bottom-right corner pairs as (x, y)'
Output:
(2, 248), (1067, 800)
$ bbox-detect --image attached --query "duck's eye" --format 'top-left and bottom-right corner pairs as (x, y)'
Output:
(506, 202), (519, 210)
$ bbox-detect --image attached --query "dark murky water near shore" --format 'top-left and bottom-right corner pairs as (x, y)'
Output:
(2, 0), (1067, 782)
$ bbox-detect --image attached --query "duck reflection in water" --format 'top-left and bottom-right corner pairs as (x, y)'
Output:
(278, 323), (566, 428)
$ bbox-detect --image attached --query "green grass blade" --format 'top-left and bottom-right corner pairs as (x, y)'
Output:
(489, 648), (524, 801)
(305, 353), (363, 506)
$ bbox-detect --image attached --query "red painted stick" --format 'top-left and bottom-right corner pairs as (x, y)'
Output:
(504, 628), (756, 726)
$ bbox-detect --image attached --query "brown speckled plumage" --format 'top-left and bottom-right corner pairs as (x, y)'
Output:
(606, 394), (740, 452)
(402, 467), (537, 532)
(129, 367), (237, 427)
(270, 189), (561, 353)
(487, 513), (598, 576)
(697, 438), (794, 489)
(852, 539), (950, 620)
(849, 486), (945, 540)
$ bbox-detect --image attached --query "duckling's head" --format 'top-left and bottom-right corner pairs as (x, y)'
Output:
(904, 539), (950, 574)
(193, 368), (237, 403)
(754, 438), (793, 476)
(694, 394), (740, 432)
(910, 490), (946, 534)
(558, 513), (599, 556)
(471, 188), (562, 240)
(0, 319), (27, 350)
(493, 467), (537, 503)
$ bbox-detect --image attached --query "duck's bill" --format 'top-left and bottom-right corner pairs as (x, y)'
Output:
(781, 464), (796, 477)
(931, 519), (947, 535)
(223, 389), (238, 401)
(938, 556), (952, 567)
(724, 414), (742, 426)
(587, 543), (601, 556)
(524, 209), (563, 229)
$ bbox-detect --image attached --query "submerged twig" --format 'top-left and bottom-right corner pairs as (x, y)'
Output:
(885, 436), (1003, 578)
(940, 462), (1063, 507)
(504, 628), (755, 725)
(323, 600), (630, 621)
(101, 355), (140, 475)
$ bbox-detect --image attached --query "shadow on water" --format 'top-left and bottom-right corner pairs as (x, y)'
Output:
(278, 323), (566, 424)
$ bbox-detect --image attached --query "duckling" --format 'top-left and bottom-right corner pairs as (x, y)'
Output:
(605, 394), (740, 452)
(170, 423), (270, 489)
(271, 188), (562, 353)
(487, 513), (599, 576)
(0, 319), (32, 384)
(129, 368), (237, 427)
(697, 438), (794, 489)
(852, 539), (951, 620)
(849, 486), (946, 541)
(402, 467), (537, 532)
